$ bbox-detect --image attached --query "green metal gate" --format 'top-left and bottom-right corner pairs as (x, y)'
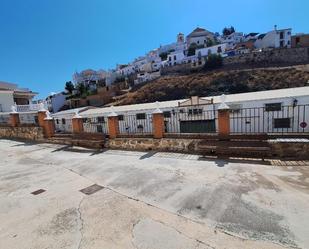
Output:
(180, 119), (216, 133)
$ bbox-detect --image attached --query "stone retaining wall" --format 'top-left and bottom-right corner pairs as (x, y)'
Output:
(270, 142), (309, 159)
(107, 138), (203, 153)
(0, 126), (44, 141)
(223, 47), (309, 67)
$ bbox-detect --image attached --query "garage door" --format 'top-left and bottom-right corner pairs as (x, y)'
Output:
(180, 120), (216, 133)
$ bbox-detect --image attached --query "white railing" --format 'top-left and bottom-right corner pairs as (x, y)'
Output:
(16, 102), (48, 113)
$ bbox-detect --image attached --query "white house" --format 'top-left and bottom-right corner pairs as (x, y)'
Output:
(117, 64), (136, 76)
(195, 43), (227, 57)
(0, 81), (37, 112)
(186, 27), (215, 47)
(52, 107), (96, 133)
(78, 86), (309, 135)
(45, 92), (66, 113)
(218, 32), (244, 49)
(244, 32), (259, 42)
(254, 27), (292, 49)
(134, 71), (161, 85)
(167, 51), (185, 66)
(73, 69), (107, 90)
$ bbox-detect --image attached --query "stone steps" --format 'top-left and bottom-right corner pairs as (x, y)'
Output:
(197, 140), (272, 158)
(48, 132), (105, 149)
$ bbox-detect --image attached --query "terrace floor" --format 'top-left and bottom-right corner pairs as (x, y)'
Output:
(0, 139), (309, 249)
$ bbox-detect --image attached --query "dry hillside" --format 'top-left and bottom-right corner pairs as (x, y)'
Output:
(114, 65), (309, 105)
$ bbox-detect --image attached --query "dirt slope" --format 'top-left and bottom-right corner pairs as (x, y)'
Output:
(115, 65), (309, 105)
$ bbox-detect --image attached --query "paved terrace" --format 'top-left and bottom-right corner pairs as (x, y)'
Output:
(0, 139), (309, 249)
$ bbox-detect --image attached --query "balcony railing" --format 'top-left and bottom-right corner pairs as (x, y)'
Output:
(16, 102), (48, 113)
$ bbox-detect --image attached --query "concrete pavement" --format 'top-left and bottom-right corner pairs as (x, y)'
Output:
(0, 139), (309, 249)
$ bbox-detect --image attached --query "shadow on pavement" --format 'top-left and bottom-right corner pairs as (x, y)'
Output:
(139, 151), (157, 160)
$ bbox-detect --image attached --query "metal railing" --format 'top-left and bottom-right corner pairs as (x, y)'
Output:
(16, 102), (48, 112)
(83, 116), (108, 134)
(164, 109), (218, 134)
(19, 112), (39, 125)
(230, 105), (309, 134)
(54, 118), (73, 133)
(119, 113), (153, 135)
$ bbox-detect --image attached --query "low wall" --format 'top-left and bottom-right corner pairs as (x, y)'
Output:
(108, 137), (309, 159)
(107, 137), (203, 153)
(270, 141), (309, 159)
(223, 47), (309, 68)
(0, 126), (44, 141)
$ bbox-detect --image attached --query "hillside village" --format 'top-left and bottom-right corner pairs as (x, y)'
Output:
(1, 25), (309, 113)
(42, 25), (307, 112)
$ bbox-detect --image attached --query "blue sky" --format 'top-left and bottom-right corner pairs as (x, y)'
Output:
(0, 0), (308, 99)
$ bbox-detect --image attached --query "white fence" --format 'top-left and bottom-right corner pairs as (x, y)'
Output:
(16, 102), (48, 113)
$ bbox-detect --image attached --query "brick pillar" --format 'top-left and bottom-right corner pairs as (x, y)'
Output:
(108, 115), (119, 139)
(44, 119), (55, 138)
(218, 109), (230, 136)
(217, 95), (230, 138)
(72, 117), (84, 134)
(153, 112), (164, 139)
(10, 113), (20, 127)
(38, 111), (47, 128)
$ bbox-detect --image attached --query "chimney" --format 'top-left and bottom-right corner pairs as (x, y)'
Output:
(274, 25), (277, 31)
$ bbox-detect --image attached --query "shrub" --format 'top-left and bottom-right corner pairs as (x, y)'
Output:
(159, 52), (168, 61)
(204, 54), (223, 70)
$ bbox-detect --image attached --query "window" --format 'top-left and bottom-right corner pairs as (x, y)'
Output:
(217, 46), (222, 53)
(136, 113), (146, 120)
(274, 118), (291, 128)
(188, 108), (203, 115)
(97, 116), (105, 123)
(62, 118), (66, 124)
(163, 111), (171, 118)
(118, 115), (124, 121)
(168, 56), (171, 61)
(179, 109), (184, 113)
(56, 119), (59, 124)
(82, 118), (88, 123)
(174, 55), (176, 60)
(197, 40), (200, 44)
(265, 103), (282, 111)
(280, 41), (284, 47)
(280, 32), (284, 39)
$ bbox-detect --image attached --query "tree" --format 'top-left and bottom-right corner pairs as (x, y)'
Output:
(65, 81), (75, 94)
(206, 38), (214, 47)
(204, 54), (223, 70)
(159, 52), (168, 61)
(222, 26), (235, 36)
(76, 83), (86, 96)
(187, 43), (198, 56)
